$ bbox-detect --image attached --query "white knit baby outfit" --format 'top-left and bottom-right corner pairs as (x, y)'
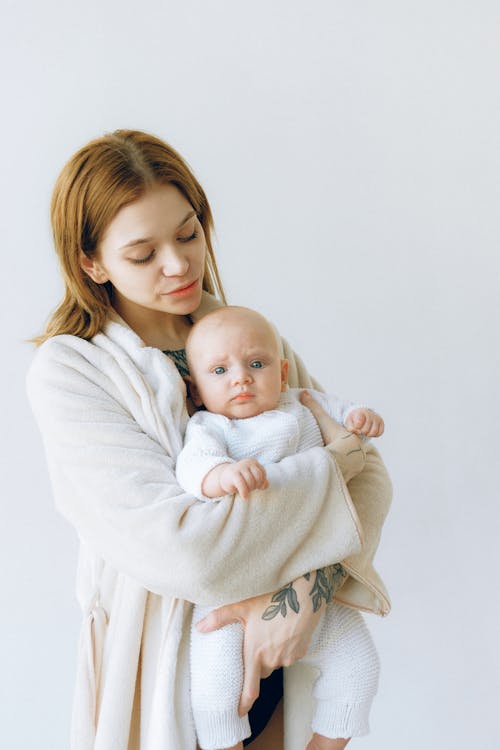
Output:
(176, 389), (380, 749)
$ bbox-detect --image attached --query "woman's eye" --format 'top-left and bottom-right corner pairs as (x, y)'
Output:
(130, 250), (156, 265)
(213, 366), (226, 375)
(250, 360), (264, 369)
(178, 230), (198, 244)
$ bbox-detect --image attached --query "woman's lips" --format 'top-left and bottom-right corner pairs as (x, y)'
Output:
(163, 278), (199, 296)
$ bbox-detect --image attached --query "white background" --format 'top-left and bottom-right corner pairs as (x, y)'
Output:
(1, 1), (499, 748)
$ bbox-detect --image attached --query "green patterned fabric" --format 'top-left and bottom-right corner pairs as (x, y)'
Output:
(163, 348), (190, 378)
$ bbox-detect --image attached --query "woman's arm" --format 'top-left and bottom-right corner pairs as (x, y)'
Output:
(196, 562), (348, 715)
(196, 397), (367, 714)
(26, 338), (363, 606)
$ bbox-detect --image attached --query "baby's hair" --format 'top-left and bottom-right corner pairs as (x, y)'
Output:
(186, 306), (281, 372)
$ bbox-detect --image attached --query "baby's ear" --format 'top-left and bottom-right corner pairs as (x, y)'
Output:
(280, 359), (289, 391)
(184, 376), (204, 407)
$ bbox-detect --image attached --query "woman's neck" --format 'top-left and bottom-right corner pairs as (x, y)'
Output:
(112, 298), (192, 350)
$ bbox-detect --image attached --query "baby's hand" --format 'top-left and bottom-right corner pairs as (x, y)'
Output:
(219, 459), (269, 500)
(344, 408), (384, 438)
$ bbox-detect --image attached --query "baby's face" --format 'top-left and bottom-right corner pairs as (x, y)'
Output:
(188, 312), (288, 419)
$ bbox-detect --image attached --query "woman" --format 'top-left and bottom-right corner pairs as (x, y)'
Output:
(27, 130), (391, 750)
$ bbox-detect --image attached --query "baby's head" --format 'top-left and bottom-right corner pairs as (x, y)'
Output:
(186, 306), (289, 419)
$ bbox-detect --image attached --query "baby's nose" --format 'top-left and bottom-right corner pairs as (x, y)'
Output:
(232, 368), (252, 385)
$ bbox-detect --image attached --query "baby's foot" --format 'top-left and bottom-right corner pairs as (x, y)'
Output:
(305, 732), (349, 750)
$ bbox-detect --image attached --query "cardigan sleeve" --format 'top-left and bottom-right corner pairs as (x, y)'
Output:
(175, 411), (235, 500)
(307, 389), (366, 428)
(26, 337), (363, 607)
(279, 334), (392, 615)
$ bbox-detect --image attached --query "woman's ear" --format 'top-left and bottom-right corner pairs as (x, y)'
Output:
(280, 359), (289, 391)
(79, 250), (109, 284)
(184, 376), (204, 407)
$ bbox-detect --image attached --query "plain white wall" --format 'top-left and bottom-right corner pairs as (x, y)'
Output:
(1, 1), (499, 748)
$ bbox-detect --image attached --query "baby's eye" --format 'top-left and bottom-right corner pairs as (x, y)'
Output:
(250, 360), (264, 369)
(213, 366), (226, 375)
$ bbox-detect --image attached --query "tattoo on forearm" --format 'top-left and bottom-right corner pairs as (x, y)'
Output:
(305, 564), (348, 612)
(262, 582), (300, 620)
(262, 564), (347, 620)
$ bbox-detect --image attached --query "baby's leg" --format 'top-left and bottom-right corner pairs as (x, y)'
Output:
(300, 602), (380, 746)
(306, 737), (349, 750)
(191, 604), (251, 750)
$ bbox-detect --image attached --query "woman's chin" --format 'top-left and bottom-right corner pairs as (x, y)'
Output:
(160, 285), (203, 315)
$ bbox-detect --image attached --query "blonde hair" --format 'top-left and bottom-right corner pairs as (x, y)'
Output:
(32, 129), (226, 345)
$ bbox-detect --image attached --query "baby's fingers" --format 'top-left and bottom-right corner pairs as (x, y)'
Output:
(346, 411), (366, 434)
(360, 414), (374, 435)
(240, 467), (261, 493)
(368, 416), (384, 437)
(234, 474), (251, 500)
(249, 463), (268, 489)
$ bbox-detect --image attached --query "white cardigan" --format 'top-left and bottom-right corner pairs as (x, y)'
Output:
(26, 292), (391, 750)
(176, 388), (363, 501)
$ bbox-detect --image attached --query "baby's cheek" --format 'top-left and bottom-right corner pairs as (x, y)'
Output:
(201, 386), (228, 415)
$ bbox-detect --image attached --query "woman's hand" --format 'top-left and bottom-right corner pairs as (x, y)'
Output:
(195, 576), (326, 716)
(299, 390), (367, 482)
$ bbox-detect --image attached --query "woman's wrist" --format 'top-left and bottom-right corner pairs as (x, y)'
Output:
(326, 433), (366, 483)
(201, 463), (228, 498)
(299, 390), (366, 482)
(261, 563), (348, 621)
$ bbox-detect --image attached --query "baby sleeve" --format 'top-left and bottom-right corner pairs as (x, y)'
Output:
(175, 411), (235, 501)
(309, 389), (367, 427)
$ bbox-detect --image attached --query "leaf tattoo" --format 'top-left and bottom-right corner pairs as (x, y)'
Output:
(308, 564), (347, 612)
(262, 582), (300, 620)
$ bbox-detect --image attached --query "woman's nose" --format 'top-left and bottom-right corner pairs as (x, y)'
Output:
(159, 246), (190, 276)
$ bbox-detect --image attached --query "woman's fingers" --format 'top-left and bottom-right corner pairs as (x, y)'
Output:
(299, 390), (346, 444)
(196, 603), (242, 633)
(238, 637), (262, 716)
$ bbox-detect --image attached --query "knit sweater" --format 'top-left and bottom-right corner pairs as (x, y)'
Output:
(26, 291), (392, 750)
(176, 388), (364, 501)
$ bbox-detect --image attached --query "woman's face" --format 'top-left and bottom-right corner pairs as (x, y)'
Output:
(82, 184), (207, 321)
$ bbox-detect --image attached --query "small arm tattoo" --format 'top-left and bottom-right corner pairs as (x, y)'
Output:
(262, 582), (300, 620)
(261, 564), (348, 620)
(305, 564), (348, 612)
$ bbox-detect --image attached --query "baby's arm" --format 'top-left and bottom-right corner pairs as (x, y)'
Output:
(176, 412), (268, 501)
(202, 459), (269, 501)
(309, 390), (384, 438)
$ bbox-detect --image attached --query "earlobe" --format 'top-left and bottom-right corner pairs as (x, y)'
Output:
(79, 250), (109, 284)
(185, 376), (204, 407)
(280, 359), (289, 391)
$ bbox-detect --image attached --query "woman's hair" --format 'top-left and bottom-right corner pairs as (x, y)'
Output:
(32, 129), (226, 345)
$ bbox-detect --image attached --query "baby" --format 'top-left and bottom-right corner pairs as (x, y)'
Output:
(176, 305), (384, 750)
